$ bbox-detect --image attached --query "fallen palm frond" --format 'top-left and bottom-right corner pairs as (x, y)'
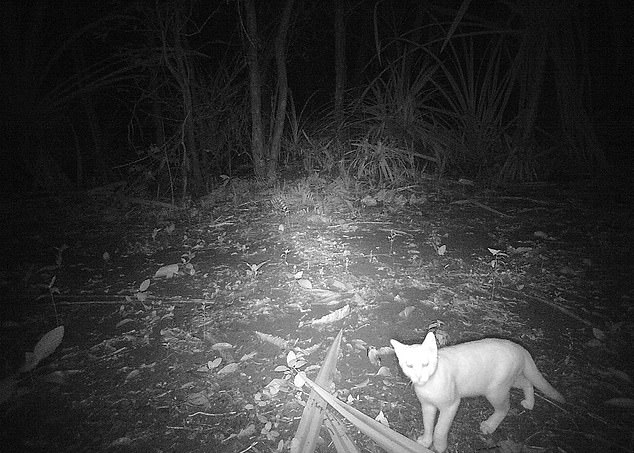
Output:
(290, 329), (344, 453)
(291, 330), (432, 453)
(300, 373), (431, 453)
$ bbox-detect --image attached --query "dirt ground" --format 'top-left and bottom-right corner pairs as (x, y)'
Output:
(1, 176), (633, 453)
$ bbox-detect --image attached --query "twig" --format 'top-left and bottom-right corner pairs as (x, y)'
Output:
(501, 288), (594, 327)
(238, 442), (258, 453)
(55, 298), (216, 306)
(451, 199), (511, 217)
(188, 411), (238, 417)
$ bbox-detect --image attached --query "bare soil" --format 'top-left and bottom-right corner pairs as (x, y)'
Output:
(1, 177), (632, 453)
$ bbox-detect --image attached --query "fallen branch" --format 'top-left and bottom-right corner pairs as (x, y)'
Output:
(450, 199), (510, 217)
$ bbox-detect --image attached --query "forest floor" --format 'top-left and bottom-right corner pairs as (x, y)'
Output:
(1, 175), (633, 453)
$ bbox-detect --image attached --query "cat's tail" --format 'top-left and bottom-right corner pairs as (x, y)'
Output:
(524, 354), (566, 404)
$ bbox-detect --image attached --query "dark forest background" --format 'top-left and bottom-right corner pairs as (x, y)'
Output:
(1, 0), (631, 198)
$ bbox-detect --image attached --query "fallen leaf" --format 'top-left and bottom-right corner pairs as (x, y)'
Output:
(330, 280), (348, 291)
(255, 331), (288, 349)
(240, 351), (257, 361)
(125, 369), (140, 381)
(592, 328), (606, 341)
(33, 326), (64, 362)
(208, 358), (222, 369)
(116, 319), (134, 328)
(238, 423), (256, 438)
(211, 342), (234, 351)
(367, 347), (381, 366)
(187, 391), (210, 407)
(398, 306), (415, 318)
(351, 378), (370, 389)
(155, 264), (179, 278)
(310, 305), (350, 326)
(377, 347), (394, 356)
(375, 410), (389, 427)
(19, 326), (65, 373)
(297, 279), (313, 290)
(139, 279), (150, 292)
(351, 339), (368, 351)
(606, 367), (632, 384)
(218, 363), (239, 374)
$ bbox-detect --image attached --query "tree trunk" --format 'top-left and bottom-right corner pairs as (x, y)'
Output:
(268, 0), (295, 180)
(244, 0), (266, 178)
(333, 0), (346, 125)
(548, 3), (605, 173)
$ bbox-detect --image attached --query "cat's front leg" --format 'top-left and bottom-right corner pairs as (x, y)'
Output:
(417, 402), (437, 448)
(431, 402), (460, 453)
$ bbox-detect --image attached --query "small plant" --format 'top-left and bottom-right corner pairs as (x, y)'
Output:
(487, 247), (508, 269)
(487, 247), (509, 299)
(245, 260), (269, 279)
(274, 350), (308, 389)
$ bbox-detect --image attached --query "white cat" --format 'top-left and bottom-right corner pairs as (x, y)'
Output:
(391, 332), (565, 452)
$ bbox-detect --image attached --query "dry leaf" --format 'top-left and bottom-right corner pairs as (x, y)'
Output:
(398, 306), (415, 318)
(238, 423), (256, 438)
(351, 378), (370, 389)
(211, 342), (234, 351)
(311, 305), (350, 326)
(592, 328), (606, 341)
(255, 331), (289, 349)
(116, 318), (134, 328)
(155, 263), (179, 278)
(33, 326), (64, 362)
(375, 410), (389, 427)
(125, 369), (140, 381)
(208, 358), (222, 369)
(139, 279), (150, 292)
(218, 363), (239, 374)
(330, 280), (348, 291)
(187, 391), (210, 407)
(19, 326), (65, 373)
(368, 347), (381, 366)
(240, 351), (257, 361)
(606, 367), (632, 384)
(297, 279), (313, 289)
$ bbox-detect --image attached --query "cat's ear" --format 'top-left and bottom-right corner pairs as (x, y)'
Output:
(390, 339), (403, 350)
(422, 331), (437, 352)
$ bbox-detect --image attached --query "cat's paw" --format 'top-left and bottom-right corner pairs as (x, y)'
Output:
(480, 420), (497, 435)
(416, 434), (433, 448)
(520, 399), (534, 410)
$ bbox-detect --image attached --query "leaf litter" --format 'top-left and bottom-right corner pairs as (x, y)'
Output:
(1, 179), (632, 452)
